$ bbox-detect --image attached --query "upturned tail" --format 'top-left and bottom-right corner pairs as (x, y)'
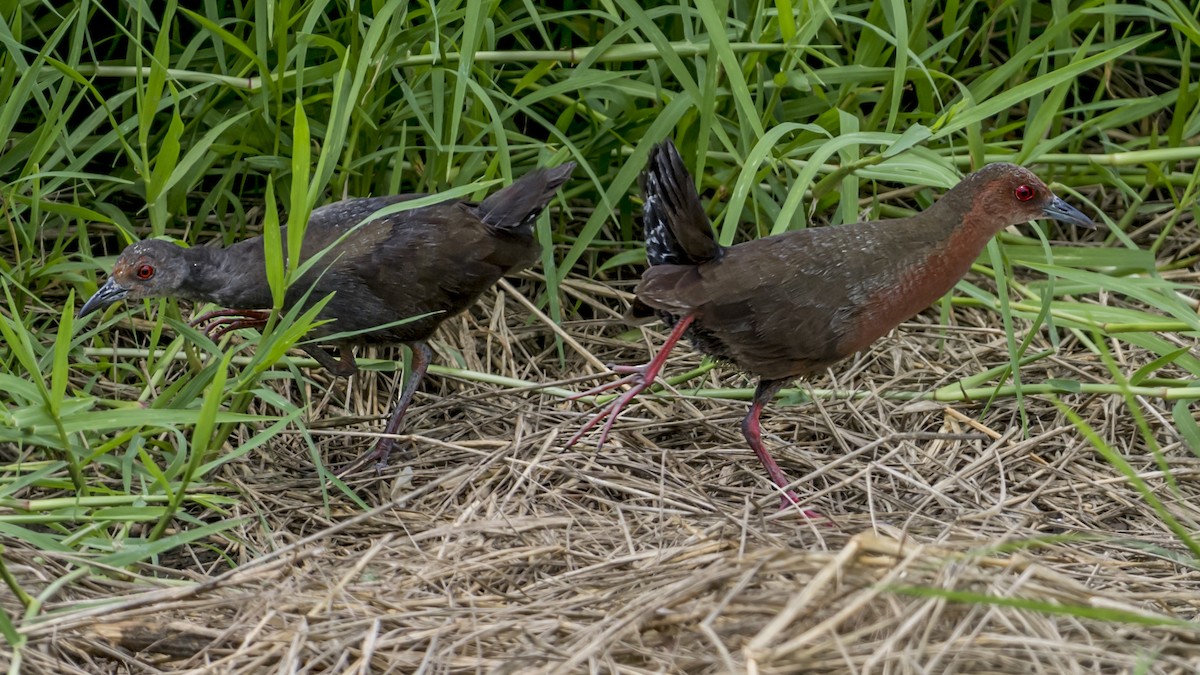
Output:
(639, 141), (721, 266)
(476, 162), (576, 231)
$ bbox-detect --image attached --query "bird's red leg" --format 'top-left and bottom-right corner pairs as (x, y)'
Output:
(565, 314), (696, 448)
(337, 341), (431, 477)
(190, 309), (272, 341)
(743, 380), (821, 518)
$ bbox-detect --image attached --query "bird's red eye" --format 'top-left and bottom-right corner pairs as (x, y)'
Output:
(136, 264), (154, 280)
(1014, 184), (1035, 202)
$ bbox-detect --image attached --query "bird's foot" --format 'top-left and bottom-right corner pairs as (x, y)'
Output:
(780, 491), (825, 521)
(564, 365), (647, 401)
(190, 309), (272, 341)
(565, 314), (695, 449)
(564, 362), (660, 449)
(334, 438), (398, 478)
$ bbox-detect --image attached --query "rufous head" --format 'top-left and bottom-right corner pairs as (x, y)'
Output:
(957, 162), (1094, 230)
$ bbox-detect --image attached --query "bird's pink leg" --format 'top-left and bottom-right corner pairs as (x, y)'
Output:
(565, 314), (696, 448)
(190, 309), (272, 341)
(743, 380), (822, 519)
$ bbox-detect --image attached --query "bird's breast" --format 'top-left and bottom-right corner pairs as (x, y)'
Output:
(836, 237), (981, 355)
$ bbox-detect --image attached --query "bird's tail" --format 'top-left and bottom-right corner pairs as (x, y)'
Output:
(639, 140), (721, 267)
(476, 162), (576, 231)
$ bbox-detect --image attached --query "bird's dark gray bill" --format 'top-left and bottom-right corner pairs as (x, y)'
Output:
(78, 277), (128, 318)
(1043, 196), (1095, 229)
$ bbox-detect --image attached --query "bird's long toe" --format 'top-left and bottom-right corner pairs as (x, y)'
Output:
(564, 400), (619, 448)
(370, 440), (396, 473)
(566, 371), (643, 401)
(781, 493), (822, 519)
(190, 309), (271, 341)
(565, 364), (658, 448)
(336, 439), (399, 478)
(210, 318), (255, 341)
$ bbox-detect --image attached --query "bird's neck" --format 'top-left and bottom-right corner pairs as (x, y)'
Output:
(889, 193), (1011, 310)
(179, 241), (272, 309)
(925, 188), (1012, 268)
(838, 186), (1016, 355)
(852, 196), (1009, 347)
(925, 183), (1012, 245)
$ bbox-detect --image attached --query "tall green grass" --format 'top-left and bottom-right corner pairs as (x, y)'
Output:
(0, 0), (1196, 624)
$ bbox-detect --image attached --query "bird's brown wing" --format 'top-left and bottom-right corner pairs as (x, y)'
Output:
(636, 228), (898, 379)
(295, 204), (538, 344)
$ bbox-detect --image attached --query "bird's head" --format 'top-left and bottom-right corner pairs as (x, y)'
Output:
(962, 163), (1095, 231)
(78, 239), (192, 318)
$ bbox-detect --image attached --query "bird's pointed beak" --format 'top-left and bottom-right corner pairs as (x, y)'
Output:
(78, 277), (129, 318)
(1043, 196), (1095, 229)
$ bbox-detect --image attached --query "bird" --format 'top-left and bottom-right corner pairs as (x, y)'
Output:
(79, 161), (576, 473)
(567, 140), (1094, 513)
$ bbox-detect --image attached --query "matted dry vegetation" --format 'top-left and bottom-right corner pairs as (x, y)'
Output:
(5, 227), (1200, 672)
(7, 0), (1200, 671)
